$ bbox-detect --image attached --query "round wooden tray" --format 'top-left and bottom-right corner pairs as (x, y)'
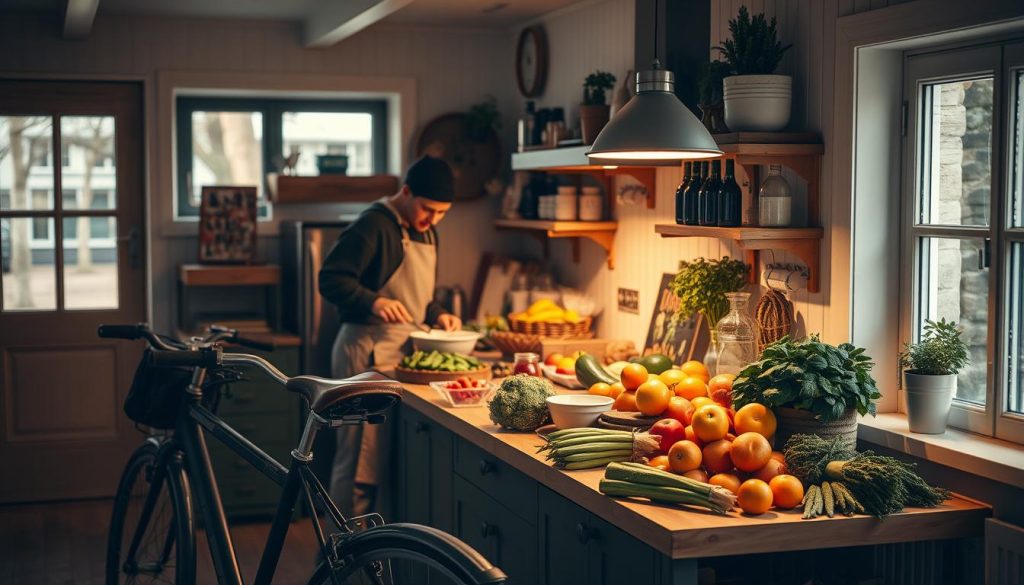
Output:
(393, 366), (492, 384)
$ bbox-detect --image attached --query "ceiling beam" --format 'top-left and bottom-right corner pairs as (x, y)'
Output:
(304, 0), (415, 48)
(63, 0), (100, 40)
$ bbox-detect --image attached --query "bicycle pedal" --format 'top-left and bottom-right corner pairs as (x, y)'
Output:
(343, 513), (385, 533)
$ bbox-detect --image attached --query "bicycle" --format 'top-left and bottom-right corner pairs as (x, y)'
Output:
(100, 323), (506, 585)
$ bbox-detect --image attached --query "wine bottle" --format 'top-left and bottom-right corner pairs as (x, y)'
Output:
(699, 159), (722, 226)
(674, 162), (692, 225)
(717, 159), (742, 227)
(683, 161), (704, 225)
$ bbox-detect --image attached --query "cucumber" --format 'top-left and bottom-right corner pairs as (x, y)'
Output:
(574, 353), (616, 386)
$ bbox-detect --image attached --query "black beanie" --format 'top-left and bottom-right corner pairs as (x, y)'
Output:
(404, 155), (455, 202)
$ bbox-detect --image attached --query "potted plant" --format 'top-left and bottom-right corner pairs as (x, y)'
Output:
(731, 335), (882, 449)
(668, 257), (748, 374)
(580, 70), (616, 145)
(714, 6), (793, 131)
(698, 60), (732, 133)
(898, 319), (969, 434)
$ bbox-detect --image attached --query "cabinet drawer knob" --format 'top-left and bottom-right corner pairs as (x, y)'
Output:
(479, 521), (498, 539)
(478, 459), (495, 475)
(576, 522), (591, 544)
(414, 421), (429, 434)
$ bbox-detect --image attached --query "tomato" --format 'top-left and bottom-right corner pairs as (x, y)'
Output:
(648, 418), (686, 452)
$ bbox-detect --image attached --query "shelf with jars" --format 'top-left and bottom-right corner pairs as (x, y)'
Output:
(655, 132), (824, 293)
(510, 146), (658, 209)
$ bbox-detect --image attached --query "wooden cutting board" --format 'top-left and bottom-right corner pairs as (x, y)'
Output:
(598, 410), (660, 430)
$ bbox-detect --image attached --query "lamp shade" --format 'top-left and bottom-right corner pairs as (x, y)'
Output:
(587, 69), (722, 165)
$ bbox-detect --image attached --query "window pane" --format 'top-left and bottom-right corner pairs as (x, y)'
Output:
(917, 237), (988, 405)
(1012, 70), (1024, 228)
(61, 116), (116, 209)
(918, 78), (993, 226)
(0, 116), (54, 211)
(191, 111), (263, 204)
(1, 217), (56, 310)
(282, 112), (373, 176)
(1008, 243), (1024, 415)
(63, 216), (117, 310)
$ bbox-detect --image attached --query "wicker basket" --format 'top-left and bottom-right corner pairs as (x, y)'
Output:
(488, 331), (542, 355)
(774, 406), (859, 451)
(508, 315), (593, 337)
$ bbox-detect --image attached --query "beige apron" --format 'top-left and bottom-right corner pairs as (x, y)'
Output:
(329, 199), (436, 517)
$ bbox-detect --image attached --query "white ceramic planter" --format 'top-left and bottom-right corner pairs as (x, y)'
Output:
(903, 371), (956, 434)
(723, 74), (792, 131)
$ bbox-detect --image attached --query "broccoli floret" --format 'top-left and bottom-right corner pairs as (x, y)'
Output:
(488, 374), (555, 431)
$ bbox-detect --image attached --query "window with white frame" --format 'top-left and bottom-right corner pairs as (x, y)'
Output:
(174, 96), (388, 220)
(902, 38), (1024, 443)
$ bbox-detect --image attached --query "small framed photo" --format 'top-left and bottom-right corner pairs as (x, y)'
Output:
(198, 186), (258, 264)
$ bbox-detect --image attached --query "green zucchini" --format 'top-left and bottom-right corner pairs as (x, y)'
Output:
(575, 353), (616, 386)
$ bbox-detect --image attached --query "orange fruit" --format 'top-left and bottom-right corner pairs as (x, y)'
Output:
(608, 382), (626, 399)
(647, 455), (670, 472)
(751, 457), (787, 483)
(620, 363), (649, 391)
(674, 376), (708, 400)
(708, 473), (742, 494)
(770, 450), (786, 463)
(658, 369), (687, 392)
(684, 425), (701, 447)
(613, 390), (638, 412)
(679, 360), (710, 383)
(769, 475), (805, 509)
(733, 403), (778, 438)
(701, 439), (734, 474)
(665, 396), (695, 426)
(691, 404), (730, 443)
(708, 373), (735, 407)
(690, 396), (715, 410)
(737, 479), (774, 515)
(544, 353), (564, 367)
(588, 382), (612, 397)
(730, 432), (772, 472)
(683, 468), (709, 483)
(635, 379), (672, 416)
(667, 440), (702, 473)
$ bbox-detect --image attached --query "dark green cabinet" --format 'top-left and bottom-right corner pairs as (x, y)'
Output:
(453, 476), (537, 585)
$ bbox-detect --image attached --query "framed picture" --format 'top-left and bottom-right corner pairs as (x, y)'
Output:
(643, 273), (709, 364)
(198, 186), (257, 264)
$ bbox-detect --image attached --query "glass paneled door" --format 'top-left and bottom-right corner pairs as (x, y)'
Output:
(0, 81), (146, 503)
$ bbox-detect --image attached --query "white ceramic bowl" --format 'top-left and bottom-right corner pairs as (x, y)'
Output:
(546, 394), (614, 430)
(409, 330), (481, 355)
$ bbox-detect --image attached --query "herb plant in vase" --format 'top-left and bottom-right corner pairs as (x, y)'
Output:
(668, 257), (748, 375)
(580, 70), (616, 145)
(898, 319), (969, 434)
(714, 6), (793, 131)
(732, 336), (882, 449)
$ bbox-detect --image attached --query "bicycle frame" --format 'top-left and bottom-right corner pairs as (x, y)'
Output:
(128, 360), (355, 585)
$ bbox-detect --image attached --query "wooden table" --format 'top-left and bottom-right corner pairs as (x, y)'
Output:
(396, 380), (989, 563)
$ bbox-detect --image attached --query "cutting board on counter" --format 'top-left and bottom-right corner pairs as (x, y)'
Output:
(471, 254), (521, 321)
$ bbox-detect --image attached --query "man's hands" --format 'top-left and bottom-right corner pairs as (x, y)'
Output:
(436, 313), (462, 332)
(372, 297), (413, 324)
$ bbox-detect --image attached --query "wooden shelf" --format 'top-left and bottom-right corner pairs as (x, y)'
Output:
(510, 147), (657, 209)
(266, 173), (398, 204)
(179, 264), (280, 287)
(494, 219), (618, 269)
(655, 224), (823, 292)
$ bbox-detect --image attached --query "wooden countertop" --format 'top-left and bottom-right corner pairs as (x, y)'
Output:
(397, 380), (990, 560)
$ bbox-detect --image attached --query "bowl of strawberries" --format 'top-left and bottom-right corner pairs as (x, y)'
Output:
(430, 378), (495, 408)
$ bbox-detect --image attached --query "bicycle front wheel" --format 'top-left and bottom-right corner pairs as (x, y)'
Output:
(307, 523), (506, 585)
(106, 441), (195, 585)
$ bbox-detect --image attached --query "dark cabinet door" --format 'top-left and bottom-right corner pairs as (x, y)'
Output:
(538, 487), (590, 585)
(454, 476), (536, 585)
(586, 512), (658, 585)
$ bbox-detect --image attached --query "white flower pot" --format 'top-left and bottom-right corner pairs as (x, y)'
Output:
(903, 372), (956, 434)
(723, 75), (792, 131)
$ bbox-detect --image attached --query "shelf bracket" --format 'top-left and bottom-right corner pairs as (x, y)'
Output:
(547, 230), (616, 269)
(605, 167), (656, 209)
(737, 239), (820, 293)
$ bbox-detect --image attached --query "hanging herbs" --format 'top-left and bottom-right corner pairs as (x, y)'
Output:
(668, 257), (748, 329)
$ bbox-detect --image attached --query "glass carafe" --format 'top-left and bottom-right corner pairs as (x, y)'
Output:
(714, 292), (759, 376)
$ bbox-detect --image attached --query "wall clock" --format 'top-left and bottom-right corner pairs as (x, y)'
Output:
(516, 25), (548, 98)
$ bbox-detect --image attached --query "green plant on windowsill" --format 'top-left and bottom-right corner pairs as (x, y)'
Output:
(582, 71), (617, 106)
(898, 319), (969, 376)
(713, 6), (792, 75)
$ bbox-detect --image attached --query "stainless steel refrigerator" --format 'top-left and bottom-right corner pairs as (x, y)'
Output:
(280, 220), (352, 377)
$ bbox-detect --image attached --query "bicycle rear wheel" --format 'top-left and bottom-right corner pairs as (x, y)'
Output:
(306, 523), (506, 585)
(106, 441), (195, 585)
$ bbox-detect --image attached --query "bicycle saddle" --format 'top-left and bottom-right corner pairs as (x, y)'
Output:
(286, 371), (402, 416)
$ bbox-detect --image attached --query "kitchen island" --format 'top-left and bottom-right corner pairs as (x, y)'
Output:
(390, 380), (989, 584)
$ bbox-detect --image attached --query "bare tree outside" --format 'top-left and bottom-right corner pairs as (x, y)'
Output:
(191, 112), (262, 203)
(62, 116), (115, 273)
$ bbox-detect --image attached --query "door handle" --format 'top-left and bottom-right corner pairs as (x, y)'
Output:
(479, 521), (498, 539)
(116, 227), (141, 269)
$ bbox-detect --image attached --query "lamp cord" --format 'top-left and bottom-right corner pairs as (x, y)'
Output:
(652, 0), (659, 70)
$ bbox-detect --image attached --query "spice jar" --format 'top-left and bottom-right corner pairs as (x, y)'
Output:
(513, 352), (541, 377)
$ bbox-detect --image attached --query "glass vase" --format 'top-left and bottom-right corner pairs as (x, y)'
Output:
(703, 330), (720, 378)
(715, 292), (759, 376)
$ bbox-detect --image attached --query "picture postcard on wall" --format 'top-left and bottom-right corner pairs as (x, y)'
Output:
(643, 273), (710, 364)
(198, 185), (258, 264)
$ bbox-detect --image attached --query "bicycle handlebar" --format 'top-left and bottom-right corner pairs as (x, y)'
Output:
(97, 323), (146, 340)
(149, 348), (222, 369)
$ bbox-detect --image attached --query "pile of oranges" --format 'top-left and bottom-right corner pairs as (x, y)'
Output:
(588, 359), (804, 515)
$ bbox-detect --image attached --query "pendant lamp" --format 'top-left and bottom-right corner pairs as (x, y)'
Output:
(587, 1), (722, 165)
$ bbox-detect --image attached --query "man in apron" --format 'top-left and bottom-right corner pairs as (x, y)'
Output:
(318, 155), (461, 519)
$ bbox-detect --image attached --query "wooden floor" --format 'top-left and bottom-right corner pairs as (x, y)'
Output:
(0, 498), (319, 584)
